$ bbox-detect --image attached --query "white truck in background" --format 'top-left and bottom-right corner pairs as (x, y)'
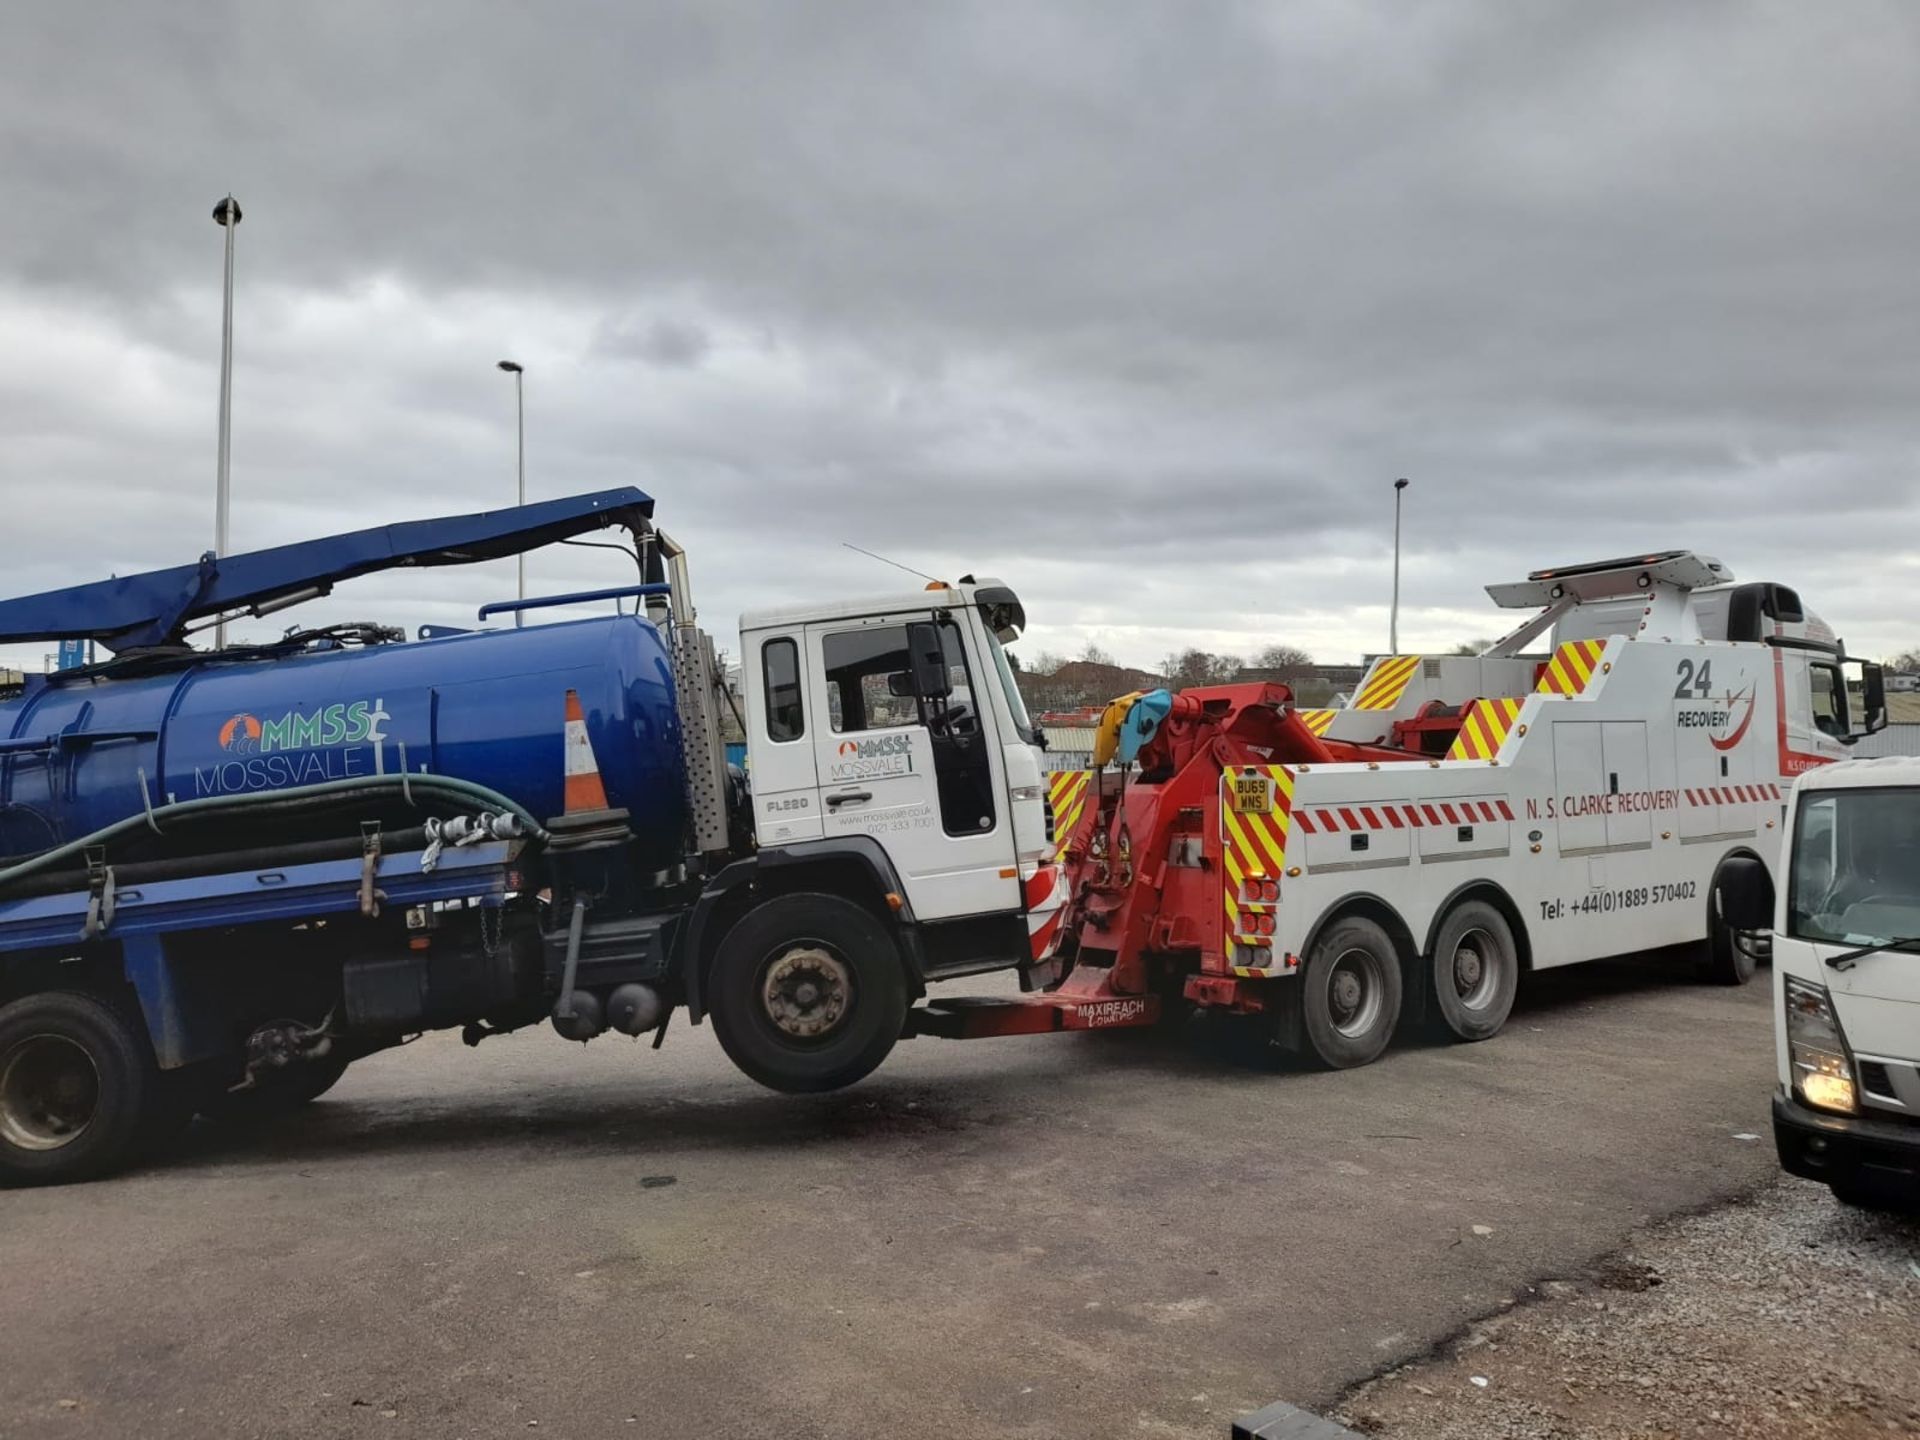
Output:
(1721, 757), (1920, 1212)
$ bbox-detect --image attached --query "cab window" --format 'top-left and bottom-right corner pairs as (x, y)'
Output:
(823, 627), (919, 732)
(1810, 663), (1847, 738)
(762, 638), (804, 741)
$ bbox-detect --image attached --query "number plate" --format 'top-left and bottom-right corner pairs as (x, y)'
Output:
(1232, 776), (1272, 814)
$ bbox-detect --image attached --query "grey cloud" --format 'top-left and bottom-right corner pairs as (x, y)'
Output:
(592, 314), (714, 369)
(1, 1), (1917, 671)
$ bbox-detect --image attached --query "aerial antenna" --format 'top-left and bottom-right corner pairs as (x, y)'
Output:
(840, 541), (941, 584)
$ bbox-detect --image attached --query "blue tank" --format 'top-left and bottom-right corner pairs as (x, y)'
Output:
(0, 616), (687, 868)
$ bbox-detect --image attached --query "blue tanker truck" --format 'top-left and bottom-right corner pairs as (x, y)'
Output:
(0, 489), (1060, 1184)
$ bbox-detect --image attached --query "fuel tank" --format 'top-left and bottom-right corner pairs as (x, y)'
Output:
(0, 617), (687, 867)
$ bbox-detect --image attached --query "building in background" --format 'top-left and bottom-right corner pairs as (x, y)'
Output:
(1231, 662), (1366, 706)
(1017, 659), (1162, 714)
(1030, 663), (1372, 767)
(1033, 708), (1102, 772)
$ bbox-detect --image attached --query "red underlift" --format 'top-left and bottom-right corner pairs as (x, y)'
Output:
(904, 683), (1429, 1042)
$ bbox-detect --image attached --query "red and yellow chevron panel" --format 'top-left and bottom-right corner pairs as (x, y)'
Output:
(1536, 639), (1608, 696)
(1219, 764), (1295, 949)
(1446, 697), (1524, 762)
(1352, 654), (1420, 711)
(1046, 770), (1094, 862)
(1297, 708), (1336, 736)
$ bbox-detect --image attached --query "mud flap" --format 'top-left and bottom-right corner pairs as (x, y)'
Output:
(1264, 979), (1303, 1054)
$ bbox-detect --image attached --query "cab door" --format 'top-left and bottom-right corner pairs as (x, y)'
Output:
(744, 631), (823, 844)
(803, 613), (1019, 921)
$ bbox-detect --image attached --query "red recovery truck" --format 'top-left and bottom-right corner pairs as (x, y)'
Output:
(909, 551), (1888, 1069)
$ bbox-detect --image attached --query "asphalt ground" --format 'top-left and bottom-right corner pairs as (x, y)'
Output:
(0, 955), (1780, 1440)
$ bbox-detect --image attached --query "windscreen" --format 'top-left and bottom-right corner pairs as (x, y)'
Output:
(984, 629), (1038, 746)
(1788, 787), (1920, 945)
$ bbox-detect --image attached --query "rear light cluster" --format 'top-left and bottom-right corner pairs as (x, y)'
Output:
(1235, 874), (1278, 946)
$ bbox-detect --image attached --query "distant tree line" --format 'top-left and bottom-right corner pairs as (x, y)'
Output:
(1016, 642), (1345, 710)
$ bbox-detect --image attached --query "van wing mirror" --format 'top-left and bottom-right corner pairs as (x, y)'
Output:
(1859, 662), (1888, 735)
(905, 622), (952, 700)
(1714, 855), (1772, 932)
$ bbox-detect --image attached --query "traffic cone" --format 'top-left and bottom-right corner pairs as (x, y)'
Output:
(562, 689), (611, 813)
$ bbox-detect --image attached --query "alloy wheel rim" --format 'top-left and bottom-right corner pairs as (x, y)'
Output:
(0, 1035), (99, 1152)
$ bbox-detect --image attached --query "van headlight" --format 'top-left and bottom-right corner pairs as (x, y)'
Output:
(1784, 975), (1857, 1115)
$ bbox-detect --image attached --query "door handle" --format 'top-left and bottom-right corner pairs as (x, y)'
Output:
(826, 790), (872, 808)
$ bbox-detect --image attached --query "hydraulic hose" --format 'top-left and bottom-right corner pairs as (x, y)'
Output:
(0, 774), (551, 895)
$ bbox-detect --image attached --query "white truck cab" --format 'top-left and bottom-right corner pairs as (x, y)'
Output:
(1723, 757), (1920, 1211)
(736, 577), (1059, 951)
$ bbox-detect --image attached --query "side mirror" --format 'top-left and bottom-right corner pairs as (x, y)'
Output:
(1715, 855), (1772, 932)
(905, 622), (952, 700)
(1860, 662), (1888, 735)
(886, 671), (915, 698)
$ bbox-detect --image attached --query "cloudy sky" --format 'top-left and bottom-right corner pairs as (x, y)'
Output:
(3, 2), (1917, 674)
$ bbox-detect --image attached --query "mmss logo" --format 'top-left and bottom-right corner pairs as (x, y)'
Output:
(837, 734), (914, 759)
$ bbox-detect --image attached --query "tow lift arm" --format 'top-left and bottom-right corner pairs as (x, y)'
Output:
(906, 682), (1418, 1040)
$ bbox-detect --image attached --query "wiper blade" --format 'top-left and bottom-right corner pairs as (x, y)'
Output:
(1826, 935), (1920, 971)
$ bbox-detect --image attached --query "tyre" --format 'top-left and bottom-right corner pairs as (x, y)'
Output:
(708, 892), (908, 1094)
(1300, 915), (1404, 1069)
(1830, 1177), (1920, 1216)
(0, 991), (155, 1187)
(1429, 900), (1519, 1042)
(197, 1053), (350, 1126)
(1701, 869), (1757, 985)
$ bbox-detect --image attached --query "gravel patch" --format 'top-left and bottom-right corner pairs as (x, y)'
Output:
(1331, 1177), (1920, 1439)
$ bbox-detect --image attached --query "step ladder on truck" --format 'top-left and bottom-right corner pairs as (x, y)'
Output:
(902, 551), (1888, 1067)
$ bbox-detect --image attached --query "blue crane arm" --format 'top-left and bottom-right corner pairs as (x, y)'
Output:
(0, 487), (655, 653)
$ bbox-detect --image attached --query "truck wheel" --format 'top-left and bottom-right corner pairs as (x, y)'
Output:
(1300, 916), (1403, 1069)
(1429, 901), (1518, 1042)
(0, 991), (155, 1187)
(197, 1054), (351, 1126)
(708, 892), (908, 1094)
(1701, 871), (1757, 986)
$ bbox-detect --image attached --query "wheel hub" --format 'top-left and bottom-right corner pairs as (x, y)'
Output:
(762, 947), (853, 1041)
(1326, 948), (1383, 1038)
(1451, 927), (1499, 1009)
(0, 1035), (99, 1152)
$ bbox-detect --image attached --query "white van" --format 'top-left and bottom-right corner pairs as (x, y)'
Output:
(1722, 757), (1920, 1210)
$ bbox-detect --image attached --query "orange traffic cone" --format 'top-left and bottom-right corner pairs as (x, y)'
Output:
(562, 689), (611, 813)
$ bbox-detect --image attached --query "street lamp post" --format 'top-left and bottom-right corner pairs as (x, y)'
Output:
(497, 360), (525, 627)
(212, 195), (242, 648)
(1390, 477), (1410, 655)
